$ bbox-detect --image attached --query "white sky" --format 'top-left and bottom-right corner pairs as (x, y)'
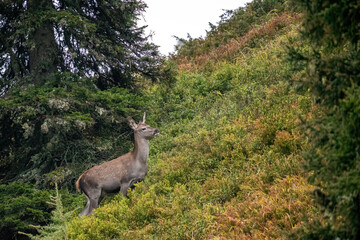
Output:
(140, 0), (249, 55)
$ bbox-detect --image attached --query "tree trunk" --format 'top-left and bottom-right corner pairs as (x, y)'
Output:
(28, 0), (58, 82)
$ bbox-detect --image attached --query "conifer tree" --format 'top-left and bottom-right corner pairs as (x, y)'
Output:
(0, 0), (161, 91)
(290, 0), (360, 238)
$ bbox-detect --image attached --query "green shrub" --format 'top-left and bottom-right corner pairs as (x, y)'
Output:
(23, 184), (74, 240)
(0, 182), (52, 240)
(0, 182), (83, 240)
(289, 0), (360, 238)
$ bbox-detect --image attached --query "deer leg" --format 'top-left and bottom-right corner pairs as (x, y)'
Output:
(87, 188), (102, 215)
(78, 195), (91, 218)
(120, 182), (130, 196)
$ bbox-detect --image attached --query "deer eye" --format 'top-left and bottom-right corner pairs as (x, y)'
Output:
(142, 128), (147, 131)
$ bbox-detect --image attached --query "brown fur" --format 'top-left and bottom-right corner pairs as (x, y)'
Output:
(76, 171), (87, 193)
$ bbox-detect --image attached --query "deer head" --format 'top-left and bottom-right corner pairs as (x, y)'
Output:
(128, 112), (159, 140)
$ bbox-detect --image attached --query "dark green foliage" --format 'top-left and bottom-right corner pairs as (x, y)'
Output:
(289, 0), (360, 238)
(0, 182), (52, 240)
(298, 0), (360, 46)
(0, 72), (147, 187)
(0, 0), (162, 90)
(25, 184), (75, 240)
(0, 182), (83, 240)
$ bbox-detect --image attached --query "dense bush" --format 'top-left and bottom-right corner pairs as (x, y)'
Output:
(0, 72), (148, 187)
(24, 184), (76, 240)
(289, 0), (360, 238)
(0, 181), (84, 240)
(0, 182), (52, 240)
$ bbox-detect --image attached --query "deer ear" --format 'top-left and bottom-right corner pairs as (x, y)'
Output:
(127, 117), (138, 130)
(141, 112), (146, 124)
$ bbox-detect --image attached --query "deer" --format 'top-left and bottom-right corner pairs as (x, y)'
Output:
(76, 112), (159, 217)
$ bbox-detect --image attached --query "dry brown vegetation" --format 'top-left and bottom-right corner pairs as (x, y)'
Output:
(176, 12), (301, 72)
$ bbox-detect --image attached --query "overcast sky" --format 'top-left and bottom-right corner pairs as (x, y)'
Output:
(140, 0), (249, 55)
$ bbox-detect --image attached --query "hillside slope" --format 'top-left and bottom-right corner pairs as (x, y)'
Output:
(67, 10), (319, 239)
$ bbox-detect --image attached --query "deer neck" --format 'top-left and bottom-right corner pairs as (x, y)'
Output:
(133, 134), (149, 164)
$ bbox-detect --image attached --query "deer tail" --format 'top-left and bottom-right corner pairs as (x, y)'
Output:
(76, 172), (86, 193)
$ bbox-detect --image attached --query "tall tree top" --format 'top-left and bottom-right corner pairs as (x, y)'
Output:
(0, 0), (161, 91)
